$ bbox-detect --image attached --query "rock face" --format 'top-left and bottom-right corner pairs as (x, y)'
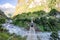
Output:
(0, 0), (60, 17)
(0, 10), (7, 18)
(12, 0), (48, 17)
(0, 3), (15, 17)
(12, 0), (60, 17)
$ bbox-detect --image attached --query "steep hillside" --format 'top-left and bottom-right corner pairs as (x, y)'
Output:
(12, 0), (60, 17)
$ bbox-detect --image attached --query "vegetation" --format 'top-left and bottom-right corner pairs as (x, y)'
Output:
(0, 0), (60, 40)
(50, 31), (60, 40)
(12, 9), (60, 31)
(12, 9), (60, 40)
(0, 32), (26, 40)
(10, 35), (26, 40)
(0, 10), (26, 40)
(0, 10), (9, 40)
(0, 10), (6, 32)
(0, 8), (60, 40)
(48, 0), (56, 9)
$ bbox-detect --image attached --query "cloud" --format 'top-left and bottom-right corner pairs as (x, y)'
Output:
(0, 3), (15, 8)
(0, 3), (15, 17)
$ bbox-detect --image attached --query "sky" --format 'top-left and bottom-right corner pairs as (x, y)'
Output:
(0, 0), (17, 6)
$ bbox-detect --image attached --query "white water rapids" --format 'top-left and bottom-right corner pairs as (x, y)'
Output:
(2, 22), (60, 40)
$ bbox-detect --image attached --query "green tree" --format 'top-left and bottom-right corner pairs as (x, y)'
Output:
(50, 31), (59, 40)
(49, 9), (57, 17)
(0, 10), (6, 32)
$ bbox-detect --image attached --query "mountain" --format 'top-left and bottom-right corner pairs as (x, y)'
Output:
(26, 0), (60, 12)
(12, 0), (60, 17)
(0, 3), (15, 17)
(0, 0), (60, 17)
(0, 10), (8, 19)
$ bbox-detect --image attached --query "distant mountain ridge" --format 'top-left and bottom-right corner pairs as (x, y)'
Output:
(0, 3), (15, 17)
